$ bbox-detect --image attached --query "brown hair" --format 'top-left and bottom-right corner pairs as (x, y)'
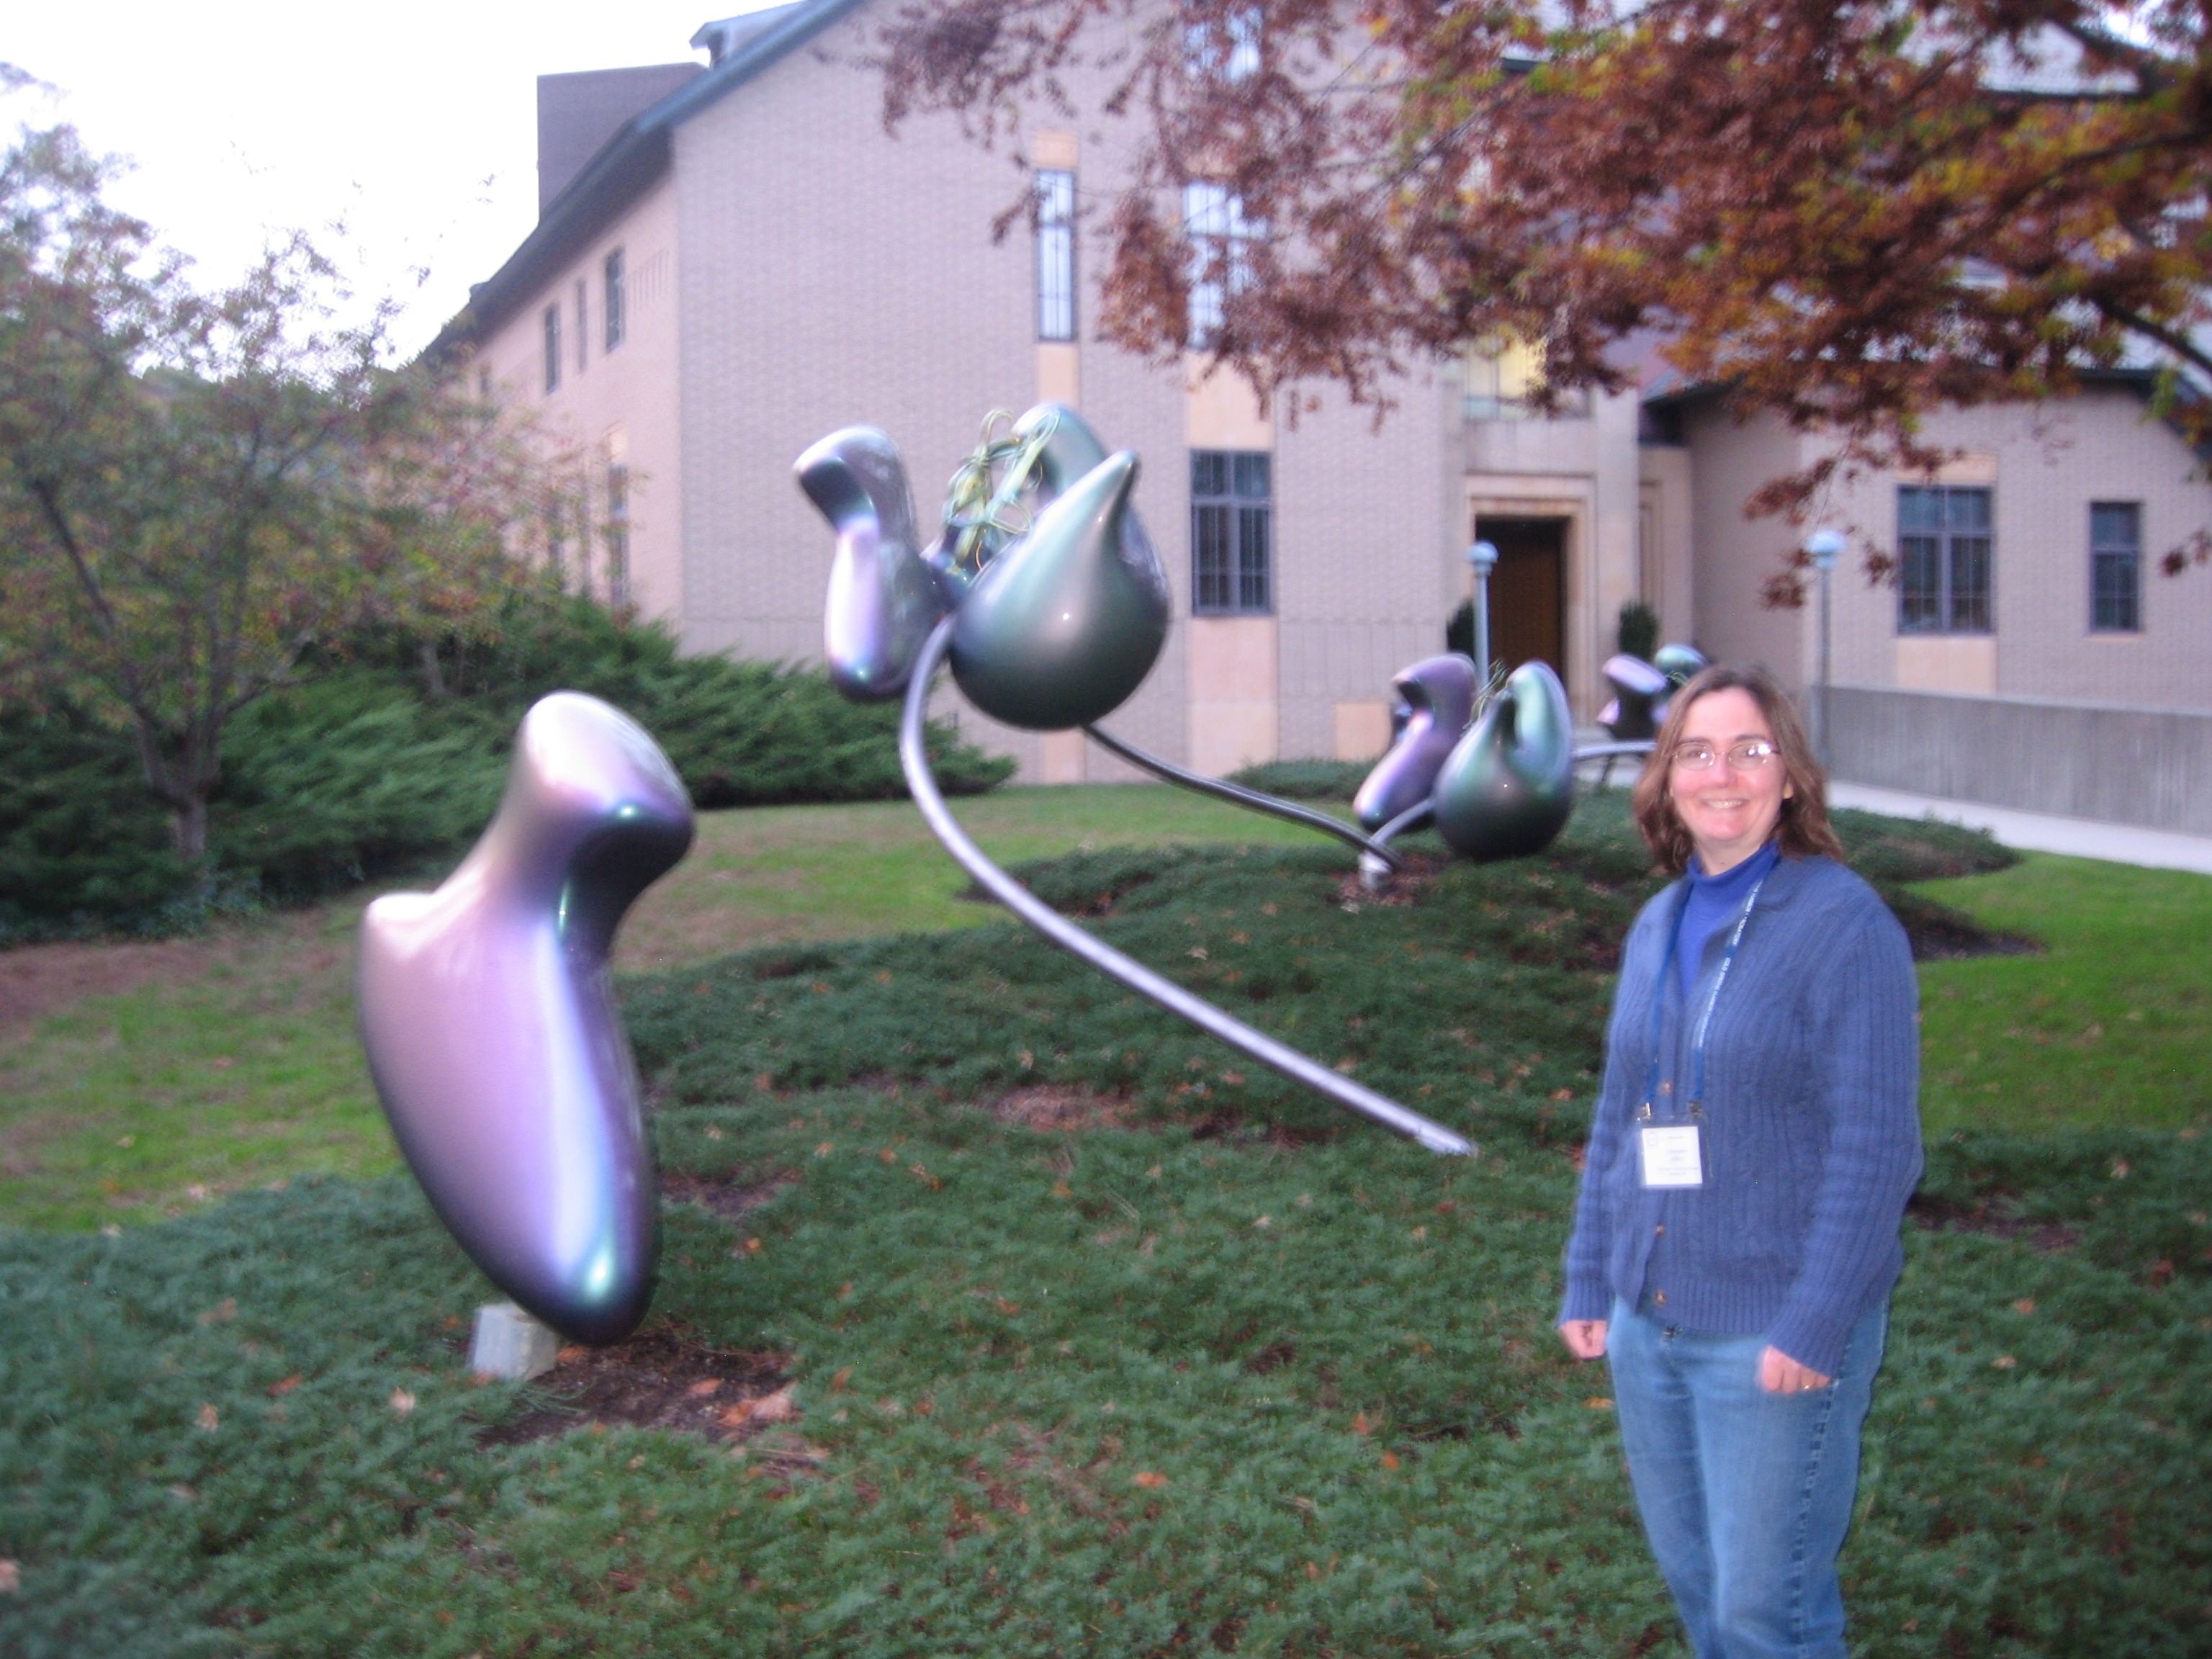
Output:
(1629, 664), (1844, 875)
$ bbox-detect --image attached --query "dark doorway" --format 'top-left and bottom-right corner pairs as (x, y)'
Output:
(1475, 515), (1568, 680)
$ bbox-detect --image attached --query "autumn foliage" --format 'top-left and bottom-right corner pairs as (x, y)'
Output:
(879, 0), (2212, 577)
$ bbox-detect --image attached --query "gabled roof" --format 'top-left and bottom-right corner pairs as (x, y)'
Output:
(428, 0), (866, 361)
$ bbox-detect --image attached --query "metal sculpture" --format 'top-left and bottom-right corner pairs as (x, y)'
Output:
(358, 693), (694, 1344)
(1599, 652), (1670, 742)
(1432, 660), (1578, 860)
(1354, 654), (1480, 832)
(799, 405), (1471, 1159)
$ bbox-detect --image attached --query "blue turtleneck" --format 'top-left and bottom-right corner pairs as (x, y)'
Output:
(1675, 837), (1781, 1000)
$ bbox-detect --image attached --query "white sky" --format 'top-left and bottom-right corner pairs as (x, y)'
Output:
(7, 3), (777, 356)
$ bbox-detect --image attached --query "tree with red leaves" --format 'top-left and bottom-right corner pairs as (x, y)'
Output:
(879, 0), (2212, 585)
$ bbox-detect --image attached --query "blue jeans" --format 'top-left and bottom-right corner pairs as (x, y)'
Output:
(1606, 1297), (1888, 1659)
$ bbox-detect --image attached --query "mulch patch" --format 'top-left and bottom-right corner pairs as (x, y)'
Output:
(661, 1168), (799, 1220)
(1907, 1194), (2082, 1251)
(477, 1324), (799, 1450)
(992, 1083), (1137, 1131)
(1330, 852), (1445, 911)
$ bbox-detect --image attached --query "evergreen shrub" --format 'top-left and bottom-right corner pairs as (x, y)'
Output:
(0, 591), (1013, 938)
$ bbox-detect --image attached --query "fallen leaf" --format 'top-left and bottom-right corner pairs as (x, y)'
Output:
(723, 1387), (800, 1429)
(268, 1375), (302, 1398)
(1380, 1450), (1401, 1470)
(1350, 1411), (1372, 1437)
(1585, 1397), (1614, 1411)
(1992, 1355), (2018, 1370)
(1132, 1470), (1169, 1489)
(195, 1403), (220, 1432)
(390, 1388), (418, 1416)
(742, 1237), (765, 1255)
(557, 1345), (589, 1366)
(197, 1298), (238, 1326)
(0, 1560), (19, 1593)
(686, 1378), (722, 1398)
(2012, 1298), (2036, 1315)
(830, 1367), (852, 1393)
(2110, 1158), (2131, 1179)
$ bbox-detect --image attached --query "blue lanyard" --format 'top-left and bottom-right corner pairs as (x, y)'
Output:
(1641, 876), (1766, 1115)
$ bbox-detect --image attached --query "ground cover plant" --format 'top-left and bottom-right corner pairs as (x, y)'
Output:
(1, 791), (2207, 1656)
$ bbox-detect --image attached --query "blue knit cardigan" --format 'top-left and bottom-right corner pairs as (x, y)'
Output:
(1559, 852), (1923, 1377)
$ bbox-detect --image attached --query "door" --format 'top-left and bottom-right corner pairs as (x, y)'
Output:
(1475, 515), (1568, 680)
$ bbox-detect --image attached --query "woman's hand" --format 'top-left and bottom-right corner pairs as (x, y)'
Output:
(1758, 1344), (1833, 1394)
(1560, 1319), (1609, 1360)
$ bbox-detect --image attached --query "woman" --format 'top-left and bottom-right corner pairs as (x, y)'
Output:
(1558, 665), (1921, 1659)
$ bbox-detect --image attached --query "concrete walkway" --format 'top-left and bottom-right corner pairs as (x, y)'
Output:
(1827, 781), (2212, 876)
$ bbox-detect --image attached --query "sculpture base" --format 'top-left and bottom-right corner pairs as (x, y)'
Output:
(469, 1301), (560, 1382)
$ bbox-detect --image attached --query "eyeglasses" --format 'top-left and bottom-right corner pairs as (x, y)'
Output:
(1669, 738), (1779, 771)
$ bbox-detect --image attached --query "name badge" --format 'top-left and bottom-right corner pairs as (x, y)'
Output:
(1639, 1123), (1704, 1189)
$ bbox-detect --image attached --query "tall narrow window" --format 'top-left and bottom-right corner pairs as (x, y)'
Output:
(1184, 6), (1262, 81)
(1184, 183), (1258, 349)
(541, 305), (562, 394)
(605, 462), (631, 608)
(2090, 502), (2141, 632)
(1897, 485), (1992, 634)
(604, 248), (626, 351)
(1191, 450), (1272, 615)
(1035, 171), (1076, 342)
(575, 280), (588, 372)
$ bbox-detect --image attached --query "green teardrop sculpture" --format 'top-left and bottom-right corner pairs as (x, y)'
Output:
(948, 451), (1169, 732)
(1431, 660), (1576, 860)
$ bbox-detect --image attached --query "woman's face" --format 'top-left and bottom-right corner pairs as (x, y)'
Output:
(1667, 687), (1792, 873)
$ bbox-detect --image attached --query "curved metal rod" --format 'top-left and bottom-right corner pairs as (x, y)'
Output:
(1573, 740), (1657, 763)
(1358, 801), (1437, 893)
(1082, 722), (1403, 870)
(902, 621), (1472, 1158)
(1573, 738), (1655, 792)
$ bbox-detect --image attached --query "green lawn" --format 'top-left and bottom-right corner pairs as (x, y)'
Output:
(1916, 854), (2212, 1136)
(0, 787), (1344, 1233)
(2, 787), (2207, 1656)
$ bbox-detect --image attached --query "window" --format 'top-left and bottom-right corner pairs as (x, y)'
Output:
(1184, 6), (1261, 81)
(541, 305), (561, 394)
(605, 462), (631, 608)
(1191, 450), (1272, 614)
(604, 248), (626, 351)
(1035, 171), (1076, 342)
(2090, 502), (2141, 632)
(575, 280), (588, 372)
(1897, 485), (1992, 633)
(1184, 182), (1258, 348)
(1463, 334), (1588, 421)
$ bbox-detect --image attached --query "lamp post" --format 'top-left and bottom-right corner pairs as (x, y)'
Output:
(1465, 539), (1500, 691)
(1806, 529), (1845, 767)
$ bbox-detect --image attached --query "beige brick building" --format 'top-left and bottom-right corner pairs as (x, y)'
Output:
(441, 1), (2210, 827)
